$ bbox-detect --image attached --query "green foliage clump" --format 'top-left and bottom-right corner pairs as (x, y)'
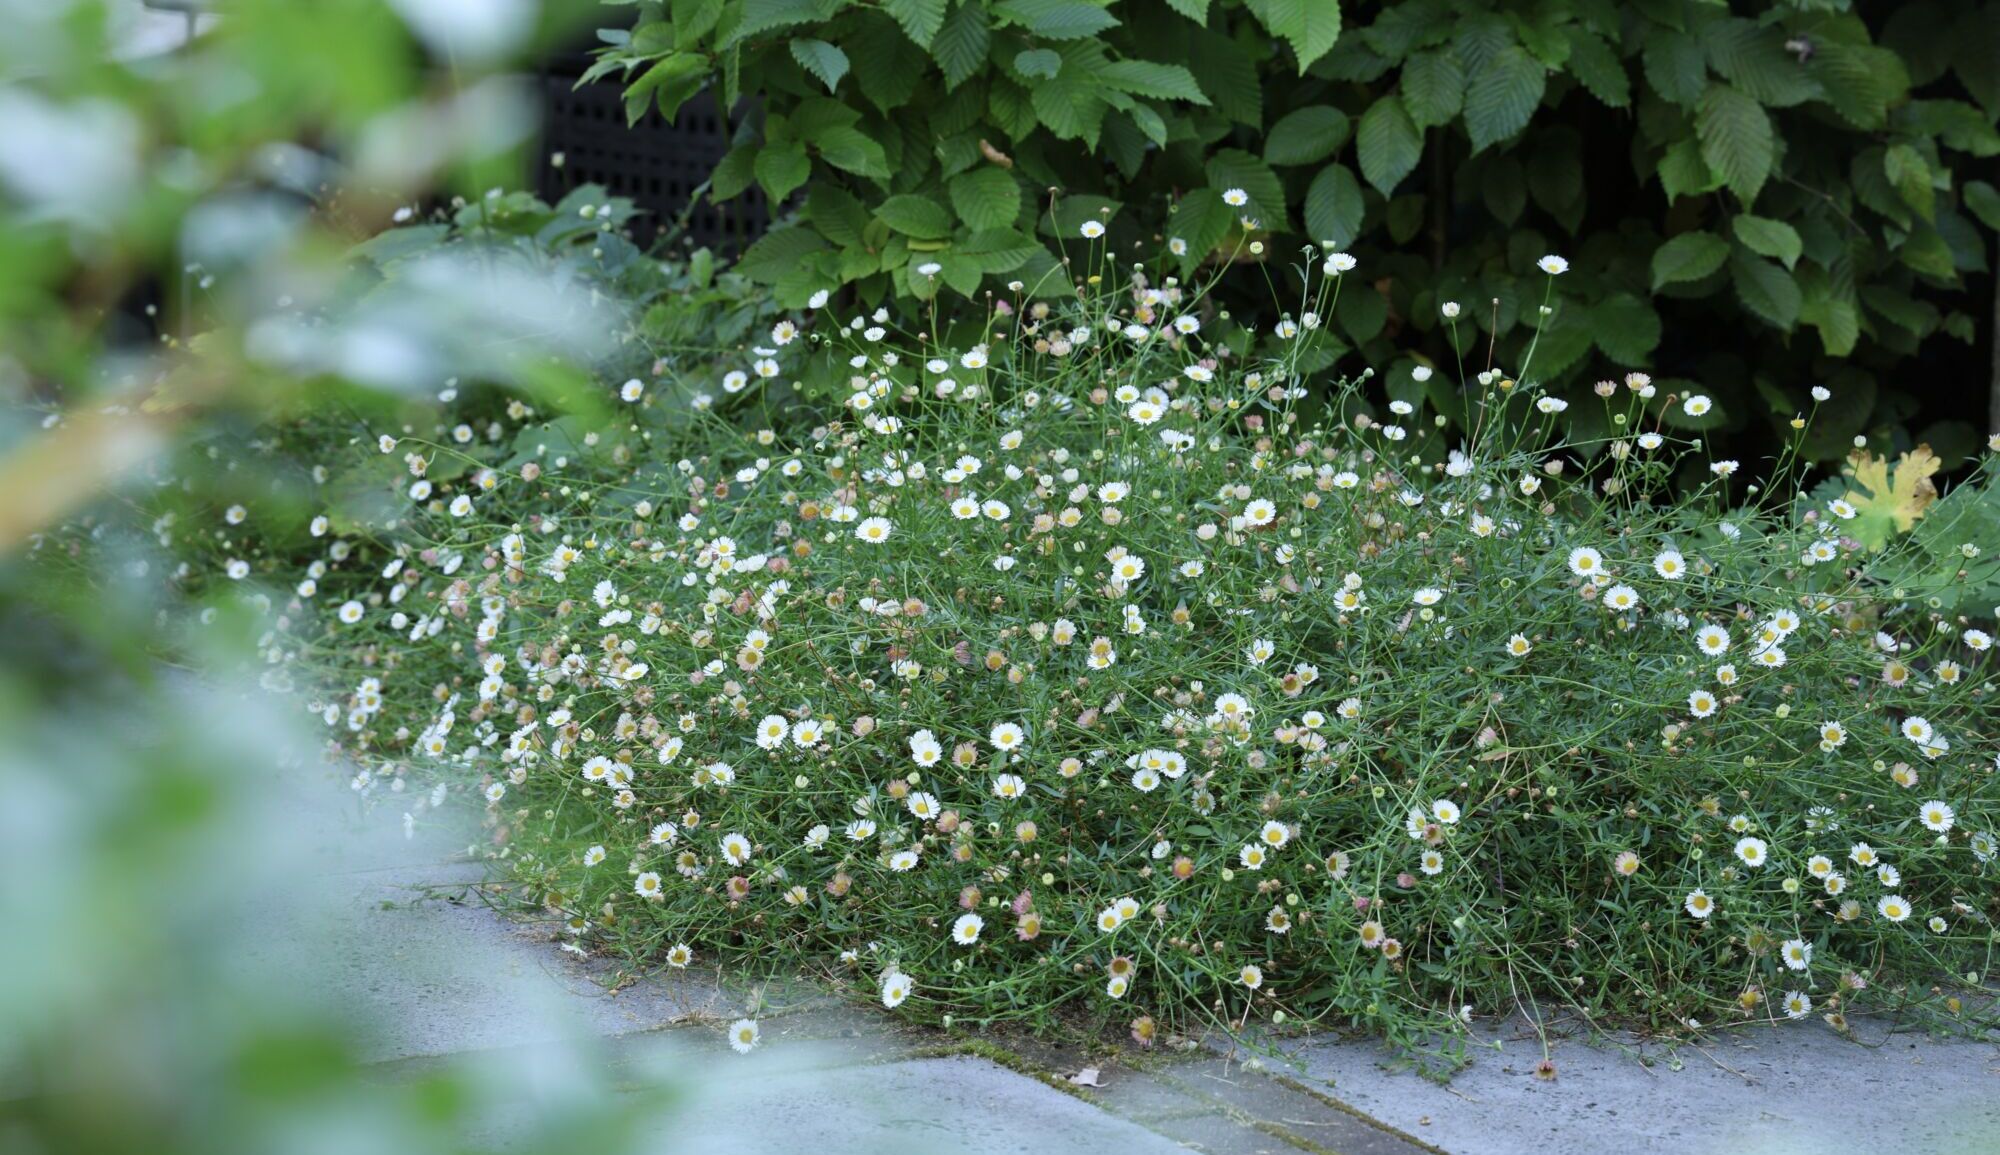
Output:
(598, 0), (2000, 471)
(231, 251), (1999, 1059)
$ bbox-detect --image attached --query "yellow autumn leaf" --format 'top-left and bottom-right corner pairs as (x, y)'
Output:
(1841, 444), (1941, 549)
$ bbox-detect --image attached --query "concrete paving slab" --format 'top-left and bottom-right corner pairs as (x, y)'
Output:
(260, 773), (2000, 1155)
(1269, 1015), (2000, 1155)
(659, 1054), (1195, 1155)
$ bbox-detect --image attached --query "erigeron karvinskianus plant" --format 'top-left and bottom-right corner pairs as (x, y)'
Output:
(258, 242), (1998, 1063)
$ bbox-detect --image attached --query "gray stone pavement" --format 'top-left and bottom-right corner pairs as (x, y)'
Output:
(1261, 1013), (2000, 1155)
(267, 774), (2000, 1155)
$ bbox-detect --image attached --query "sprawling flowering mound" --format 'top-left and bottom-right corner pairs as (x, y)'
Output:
(256, 256), (1997, 1056)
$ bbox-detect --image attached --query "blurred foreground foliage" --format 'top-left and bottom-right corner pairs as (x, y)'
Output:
(0, 3), (711, 1152)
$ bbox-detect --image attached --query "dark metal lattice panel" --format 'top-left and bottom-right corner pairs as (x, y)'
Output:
(533, 57), (770, 254)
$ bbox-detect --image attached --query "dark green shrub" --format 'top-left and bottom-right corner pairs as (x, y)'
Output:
(597, 0), (2000, 471)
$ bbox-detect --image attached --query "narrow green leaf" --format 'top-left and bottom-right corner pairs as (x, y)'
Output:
(1651, 230), (1730, 291)
(1264, 106), (1351, 167)
(1356, 95), (1422, 194)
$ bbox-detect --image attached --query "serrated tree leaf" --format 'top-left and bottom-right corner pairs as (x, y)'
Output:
(1206, 148), (1290, 230)
(805, 183), (871, 248)
(1964, 180), (2000, 231)
(1731, 215), (1802, 269)
(1883, 143), (1935, 221)
(932, 2), (990, 90)
(1860, 284), (1940, 336)
(1590, 293), (1662, 366)
(789, 38), (850, 92)
(1642, 29), (1706, 106)
(1563, 26), (1628, 108)
(1651, 230), (1730, 290)
(1799, 268), (1860, 355)
(1029, 46), (1111, 147)
(727, 0), (842, 46)
(736, 225), (831, 284)
(1099, 60), (1209, 104)
(1189, 30), (1261, 125)
(1166, 0), (1211, 23)
(1167, 188), (1234, 264)
(875, 194), (953, 239)
(955, 227), (1040, 272)
(1656, 137), (1718, 203)
(947, 166), (1023, 230)
(1482, 153), (1525, 224)
(1730, 248), (1801, 329)
(1900, 225), (1957, 281)
(1400, 49), (1465, 130)
(1247, 0), (1343, 74)
(1042, 193), (1123, 239)
(1265, 106), (1351, 166)
(810, 125), (890, 179)
(1695, 83), (1773, 204)
(1304, 162), (1365, 248)
(1463, 45), (1545, 152)
(884, 0), (945, 48)
(753, 140), (811, 201)
(993, 0), (1120, 41)
(1014, 48), (1061, 79)
(1699, 17), (1821, 108)
(1337, 277), (1387, 342)
(1125, 102), (1168, 146)
(1356, 95), (1422, 194)
(711, 143), (757, 201)
(1810, 42), (1910, 131)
